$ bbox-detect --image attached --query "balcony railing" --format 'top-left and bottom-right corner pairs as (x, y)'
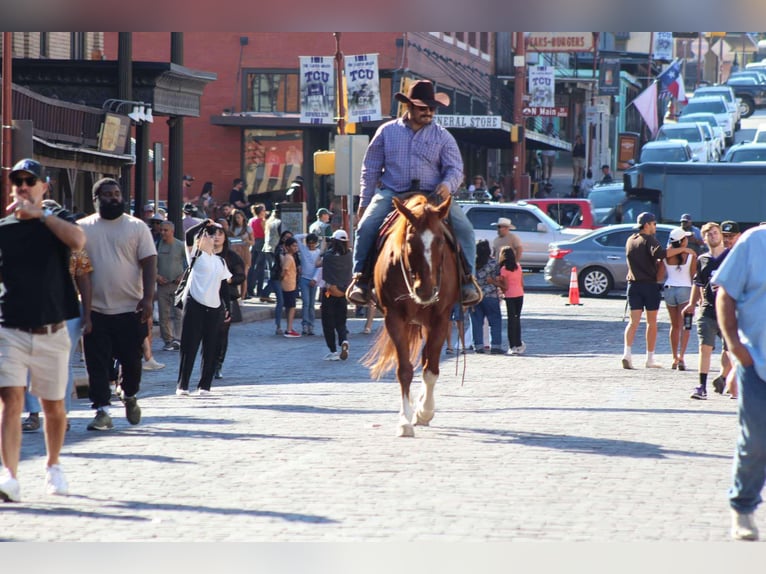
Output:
(11, 82), (105, 148)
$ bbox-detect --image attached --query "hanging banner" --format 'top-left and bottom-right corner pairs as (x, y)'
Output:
(528, 66), (555, 109)
(299, 56), (335, 125)
(652, 32), (673, 61)
(344, 53), (382, 124)
(598, 58), (621, 96)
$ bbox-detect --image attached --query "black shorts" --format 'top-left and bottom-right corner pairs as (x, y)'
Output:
(283, 289), (298, 309)
(627, 282), (661, 312)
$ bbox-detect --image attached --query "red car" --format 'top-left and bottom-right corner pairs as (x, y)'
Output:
(522, 198), (600, 230)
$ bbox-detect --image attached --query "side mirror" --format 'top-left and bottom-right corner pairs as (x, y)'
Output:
(537, 222), (547, 233)
(691, 154), (699, 162)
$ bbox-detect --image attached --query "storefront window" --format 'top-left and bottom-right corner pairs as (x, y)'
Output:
(245, 72), (299, 113)
(243, 129), (303, 196)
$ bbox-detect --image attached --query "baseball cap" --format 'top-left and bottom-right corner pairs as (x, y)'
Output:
(149, 214), (165, 222)
(10, 158), (46, 181)
(332, 229), (348, 241)
(669, 227), (692, 243)
(316, 208), (331, 217)
(183, 174), (195, 181)
(491, 217), (516, 229)
(182, 202), (195, 214)
(143, 203), (155, 212)
(680, 213), (693, 222)
(636, 212), (656, 228)
(721, 221), (740, 234)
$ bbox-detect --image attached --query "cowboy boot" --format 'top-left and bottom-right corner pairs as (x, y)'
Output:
(346, 273), (371, 306)
(461, 276), (483, 307)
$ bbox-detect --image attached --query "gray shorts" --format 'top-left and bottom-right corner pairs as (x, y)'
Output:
(664, 285), (691, 307)
(697, 314), (723, 349)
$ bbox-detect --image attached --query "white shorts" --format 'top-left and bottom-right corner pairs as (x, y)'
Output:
(0, 326), (70, 401)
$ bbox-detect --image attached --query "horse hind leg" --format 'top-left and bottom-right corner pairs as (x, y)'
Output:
(415, 369), (438, 426)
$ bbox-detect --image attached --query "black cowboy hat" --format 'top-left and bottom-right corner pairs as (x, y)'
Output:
(394, 80), (450, 108)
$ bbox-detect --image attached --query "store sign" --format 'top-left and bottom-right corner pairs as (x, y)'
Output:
(434, 115), (502, 129)
(526, 32), (594, 52)
(522, 106), (568, 118)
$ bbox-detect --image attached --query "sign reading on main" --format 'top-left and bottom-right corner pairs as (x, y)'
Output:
(526, 32), (595, 52)
(434, 115), (502, 129)
(522, 106), (569, 118)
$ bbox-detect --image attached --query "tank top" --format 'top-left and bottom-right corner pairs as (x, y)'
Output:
(664, 254), (693, 287)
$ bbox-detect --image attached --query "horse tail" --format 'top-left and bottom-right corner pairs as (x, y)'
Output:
(363, 322), (423, 380)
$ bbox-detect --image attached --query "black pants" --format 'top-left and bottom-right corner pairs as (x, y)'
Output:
(215, 312), (231, 370)
(177, 297), (225, 391)
(84, 311), (147, 409)
(504, 296), (524, 348)
(321, 291), (348, 352)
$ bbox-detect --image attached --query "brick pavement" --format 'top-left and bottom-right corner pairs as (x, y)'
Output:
(3, 292), (752, 542)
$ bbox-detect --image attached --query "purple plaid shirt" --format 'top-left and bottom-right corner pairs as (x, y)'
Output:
(359, 115), (464, 207)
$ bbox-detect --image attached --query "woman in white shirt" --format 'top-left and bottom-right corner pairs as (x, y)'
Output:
(177, 221), (232, 396)
(663, 227), (697, 371)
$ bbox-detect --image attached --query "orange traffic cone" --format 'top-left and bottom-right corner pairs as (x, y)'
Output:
(566, 266), (582, 306)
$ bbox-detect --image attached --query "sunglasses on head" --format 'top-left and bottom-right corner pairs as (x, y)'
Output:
(413, 104), (436, 112)
(11, 175), (38, 187)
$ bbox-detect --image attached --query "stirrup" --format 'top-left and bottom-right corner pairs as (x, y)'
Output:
(461, 276), (483, 307)
(346, 275), (371, 305)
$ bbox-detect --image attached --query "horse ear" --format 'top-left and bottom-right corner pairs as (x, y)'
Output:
(393, 196), (418, 226)
(436, 194), (452, 220)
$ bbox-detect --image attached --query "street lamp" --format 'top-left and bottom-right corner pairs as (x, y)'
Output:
(102, 99), (154, 123)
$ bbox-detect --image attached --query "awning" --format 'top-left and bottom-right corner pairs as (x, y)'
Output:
(34, 135), (135, 174)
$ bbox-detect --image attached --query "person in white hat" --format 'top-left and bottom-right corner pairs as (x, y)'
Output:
(319, 229), (353, 360)
(491, 217), (523, 262)
(661, 226), (696, 372)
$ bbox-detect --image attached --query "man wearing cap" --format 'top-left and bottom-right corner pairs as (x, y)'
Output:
(347, 79), (480, 307)
(491, 217), (523, 262)
(309, 207), (333, 248)
(182, 174), (195, 204)
(622, 212), (694, 370)
(0, 159), (86, 501)
(182, 202), (202, 234)
(680, 213), (705, 255)
(712, 224), (766, 541)
(77, 178), (157, 431)
(320, 229), (353, 360)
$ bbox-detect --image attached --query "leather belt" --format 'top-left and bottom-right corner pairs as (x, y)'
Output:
(6, 321), (65, 335)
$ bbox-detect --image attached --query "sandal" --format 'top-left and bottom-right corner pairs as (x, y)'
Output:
(677, 359), (686, 371)
(22, 413), (41, 432)
(671, 359), (679, 370)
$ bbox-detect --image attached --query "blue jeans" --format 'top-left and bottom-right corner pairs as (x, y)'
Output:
(25, 313), (82, 414)
(469, 296), (503, 350)
(729, 363), (766, 514)
(271, 280), (284, 328)
(353, 188), (476, 276)
(299, 276), (317, 329)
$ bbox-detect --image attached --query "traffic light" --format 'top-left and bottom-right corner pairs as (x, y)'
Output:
(510, 124), (524, 143)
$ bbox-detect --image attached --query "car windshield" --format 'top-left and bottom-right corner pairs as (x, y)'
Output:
(679, 114), (719, 127)
(728, 149), (766, 162)
(695, 90), (733, 103)
(683, 100), (726, 114)
(588, 186), (625, 209)
(658, 126), (702, 142)
(640, 147), (689, 162)
(755, 132), (766, 143)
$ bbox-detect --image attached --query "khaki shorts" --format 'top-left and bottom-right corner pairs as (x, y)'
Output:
(0, 326), (70, 401)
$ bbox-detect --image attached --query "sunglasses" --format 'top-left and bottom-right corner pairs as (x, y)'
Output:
(11, 175), (38, 187)
(413, 105), (436, 112)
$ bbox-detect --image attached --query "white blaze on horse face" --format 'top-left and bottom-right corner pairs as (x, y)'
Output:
(420, 229), (435, 274)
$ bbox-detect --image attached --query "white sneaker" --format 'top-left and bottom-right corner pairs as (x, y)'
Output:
(196, 389), (213, 397)
(506, 347), (516, 356)
(45, 464), (69, 496)
(645, 360), (663, 369)
(731, 509), (759, 541)
(175, 388), (190, 396)
(339, 340), (350, 361)
(621, 357), (634, 370)
(142, 357), (165, 371)
(515, 341), (526, 355)
(324, 352), (340, 361)
(0, 468), (21, 502)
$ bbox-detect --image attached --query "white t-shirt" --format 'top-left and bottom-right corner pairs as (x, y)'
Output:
(78, 213), (158, 314)
(187, 251), (232, 309)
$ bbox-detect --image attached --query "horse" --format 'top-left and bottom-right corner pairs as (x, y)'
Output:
(363, 193), (460, 437)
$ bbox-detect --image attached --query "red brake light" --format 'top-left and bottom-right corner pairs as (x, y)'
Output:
(548, 247), (573, 259)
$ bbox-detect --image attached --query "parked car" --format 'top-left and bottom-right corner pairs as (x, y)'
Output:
(544, 223), (676, 297)
(726, 76), (766, 118)
(729, 70), (766, 85)
(458, 201), (586, 270)
(691, 86), (741, 132)
(654, 122), (713, 163)
(681, 94), (735, 144)
(753, 123), (766, 143)
(523, 198), (600, 230)
(722, 142), (766, 162)
(638, 139), (697, 163)
(676, 113), (725, 157)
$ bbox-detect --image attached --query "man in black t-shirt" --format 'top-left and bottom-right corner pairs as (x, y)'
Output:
(0, 159), (85, 503)
(228, 178), (247, 211)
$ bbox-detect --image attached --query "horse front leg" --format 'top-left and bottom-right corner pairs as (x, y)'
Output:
(415, 325), (446, 426)
(389, 320), (416, 437)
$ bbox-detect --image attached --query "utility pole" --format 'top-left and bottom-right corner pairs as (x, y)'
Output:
(512, 32), (526, 199)
(1, 32), (13, 208)
(334, 32), (349, 233)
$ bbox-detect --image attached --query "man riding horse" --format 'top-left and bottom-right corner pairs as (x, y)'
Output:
(346, 79), (481, 307)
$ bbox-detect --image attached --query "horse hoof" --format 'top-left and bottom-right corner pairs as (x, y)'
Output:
(415, 411), (434, 426)
(398, 424), (415, 438)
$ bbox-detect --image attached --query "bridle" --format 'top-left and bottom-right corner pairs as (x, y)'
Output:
(395, 224), (444, 307)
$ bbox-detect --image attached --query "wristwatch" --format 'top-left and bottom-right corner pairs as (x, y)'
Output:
(40, 207), (54, 223)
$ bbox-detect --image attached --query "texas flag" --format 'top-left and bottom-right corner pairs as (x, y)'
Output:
(658, 59), (688, 104)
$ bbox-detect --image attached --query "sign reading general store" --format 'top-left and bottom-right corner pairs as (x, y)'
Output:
(526, 32), (595, 52)
(434, 115), (502, 129)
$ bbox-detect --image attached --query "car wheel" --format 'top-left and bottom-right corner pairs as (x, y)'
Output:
(740, 98), (754, 119)
(579, 266), (613, 298)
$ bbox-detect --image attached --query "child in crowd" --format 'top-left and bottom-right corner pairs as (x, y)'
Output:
(281, 237), (301, 338)
(499, 245), (525, 355)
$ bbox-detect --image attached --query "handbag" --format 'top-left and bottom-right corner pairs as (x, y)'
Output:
(174, 248), (202, 310)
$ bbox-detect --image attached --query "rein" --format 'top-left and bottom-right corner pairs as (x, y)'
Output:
(395, 227), (444, 307)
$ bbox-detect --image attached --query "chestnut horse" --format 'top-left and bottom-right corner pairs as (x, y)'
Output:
(363, 194), (460, 437)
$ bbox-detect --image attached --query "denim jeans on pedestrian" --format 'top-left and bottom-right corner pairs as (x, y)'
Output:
(271, 280), (284, 329)
(352, 188), (476, 275)
(248, 238), (266, 296)
(729, 363), (766, 514)
(24, 312), (82, 415)
(299, 276), (317, 329)
(469, 296), (502, 350)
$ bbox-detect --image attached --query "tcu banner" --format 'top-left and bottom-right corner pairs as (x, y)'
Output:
(528, 66), (555, 109)
(344, 54), (382, 124)
(300, 56), (336, 125)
